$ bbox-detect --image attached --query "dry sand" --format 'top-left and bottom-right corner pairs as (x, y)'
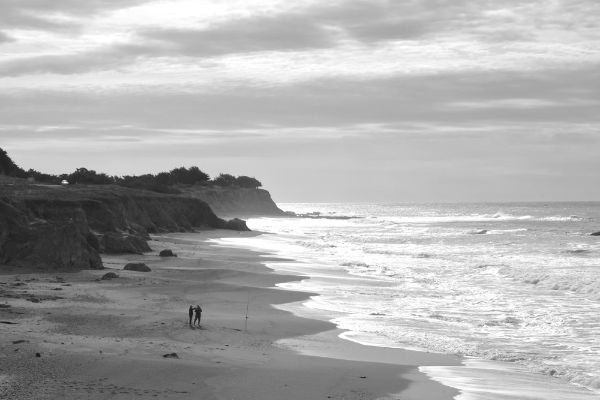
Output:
(0, 230), (461, 399)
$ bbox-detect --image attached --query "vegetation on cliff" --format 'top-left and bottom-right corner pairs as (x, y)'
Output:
(0, 146), (262, 193)
(0, 148), (26, 178)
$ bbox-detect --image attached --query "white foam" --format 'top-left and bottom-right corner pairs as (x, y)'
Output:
(381, 214), (534, 224)
(485, 228), (528, 235)
(421, 359), (598, 400)
(221, 205), (600, 396)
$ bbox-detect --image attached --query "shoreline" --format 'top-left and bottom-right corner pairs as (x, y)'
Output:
(231, 212), (600, 399)
(1, 229), (460, 399)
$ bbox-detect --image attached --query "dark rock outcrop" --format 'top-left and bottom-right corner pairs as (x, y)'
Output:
(223, 218), (250, 231)
(591, 231), (600, 236)
(0, 199), (102, 271)
(123, 263), (151, 272)
(101, 272), (119, 280)
(159, 249), (176, 257)
(162, 353), (179, 359)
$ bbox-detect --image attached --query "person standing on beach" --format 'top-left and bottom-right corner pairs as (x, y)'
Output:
(193, 305), (202, 326)
(188, 305), (194, 325)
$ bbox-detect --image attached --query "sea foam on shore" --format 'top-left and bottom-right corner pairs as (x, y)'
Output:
(214, 201), (600, 399)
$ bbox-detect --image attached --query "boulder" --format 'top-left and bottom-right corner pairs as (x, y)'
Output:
(123, 263), (151, 272)
(162, 352), (179, 359)
(101, 272), (119, 280)
(159, 249), (177, 257)
(591, 231), (600, 236)
(223, 218), (250, 231)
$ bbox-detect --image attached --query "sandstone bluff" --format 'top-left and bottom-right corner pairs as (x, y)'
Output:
(0, 183), (254, 271)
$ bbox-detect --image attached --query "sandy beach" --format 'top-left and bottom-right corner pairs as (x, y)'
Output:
(0, 230), (461, 400)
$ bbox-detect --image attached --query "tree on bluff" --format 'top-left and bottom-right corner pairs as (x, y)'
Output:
(235, 176), (262, 188)
(114, 166), (209, 193)
(0, 147), (264, 192)
(27, 169), (61, 184)
(68, 168), (114, 185)
(187, 166), (210, 184)
(115, 174), (180, 194)
(169, 166), (209, 185)
(213, 173), (236, 186)
(213, 174), (262, 188)
(0, 147), (26, 177)
(154, 172), (173, 186)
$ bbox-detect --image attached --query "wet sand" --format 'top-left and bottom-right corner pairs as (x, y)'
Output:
(0, 230), (461, 399)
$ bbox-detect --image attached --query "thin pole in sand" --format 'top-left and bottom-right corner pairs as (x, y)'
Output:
(244, 294), (250, 332)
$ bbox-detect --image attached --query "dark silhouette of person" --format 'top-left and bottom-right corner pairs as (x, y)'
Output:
(193, 305), (202, 326)
(188, 305), (194, 325)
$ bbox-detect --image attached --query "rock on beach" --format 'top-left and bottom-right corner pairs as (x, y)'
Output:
(123, 263), (151, 272)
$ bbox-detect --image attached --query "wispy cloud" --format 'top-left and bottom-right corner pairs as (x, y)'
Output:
(0, 0), (148, 31)
(0, 32), (15, 43)
(0, 44), (156, 77)
(1, 66), (598, 133)
(1, 0), (599, 80)
(139, 13), (337, 57)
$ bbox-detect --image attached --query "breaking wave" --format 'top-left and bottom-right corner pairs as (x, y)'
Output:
(243, 201), (600, 396)
(499, 266), (600, 299)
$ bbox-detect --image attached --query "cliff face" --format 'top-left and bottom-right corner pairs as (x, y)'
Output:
(0, 199), (102, 271)
(0, 184), (248, 271)
(180, 186), (284, 217)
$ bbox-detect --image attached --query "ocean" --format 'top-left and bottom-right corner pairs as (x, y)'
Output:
(214, 202), (600, 399)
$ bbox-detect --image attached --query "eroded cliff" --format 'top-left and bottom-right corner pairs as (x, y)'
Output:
(0, 183), (249, 271)
(0, 198), (102, 271)
(180, 186), (284, 217)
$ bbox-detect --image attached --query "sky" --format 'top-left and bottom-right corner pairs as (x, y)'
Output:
(0, 0), (599, 202)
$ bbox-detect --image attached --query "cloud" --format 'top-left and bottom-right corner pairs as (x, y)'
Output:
(0, 65), (598, 133)
(0, 44), (156, 77)
(4, 118), (599, 202)
(1, 0), (599, 79)
(0, 32), (15, 43)
(0, 10), (338, 77)
(0, 0), (150, 31)
(294, 0), (600, 44)
(289, 0), (506, 43)
(139, 13), (337, 57)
